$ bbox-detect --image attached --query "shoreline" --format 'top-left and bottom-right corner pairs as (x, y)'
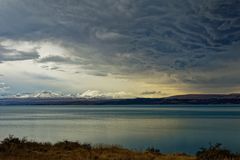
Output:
(0, 136), (239, 160)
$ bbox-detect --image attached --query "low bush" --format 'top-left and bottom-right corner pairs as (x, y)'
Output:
(146, 147), (161, 154)
(196, 143), (238, 160)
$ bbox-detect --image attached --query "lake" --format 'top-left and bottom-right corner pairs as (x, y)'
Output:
(0, 105), (240, 154)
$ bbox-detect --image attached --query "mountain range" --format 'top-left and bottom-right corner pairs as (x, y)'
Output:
(1, 93), (240, 105)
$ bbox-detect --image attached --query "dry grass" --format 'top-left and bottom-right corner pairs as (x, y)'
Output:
(0, 136), (195, 160)
(1, 136), (240, 160)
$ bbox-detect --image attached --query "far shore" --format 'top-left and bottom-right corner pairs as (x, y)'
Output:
(0, 136), (239, 160)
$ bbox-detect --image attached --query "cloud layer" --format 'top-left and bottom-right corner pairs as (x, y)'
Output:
(0, 0), (240, 96)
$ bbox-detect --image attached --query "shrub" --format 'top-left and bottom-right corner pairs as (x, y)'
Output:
(0, 135), (27, 153)
(54, 140), (92, 150)
(54, 140), (81, 150)
(196, 143), (237, 160)
(145, 147), (161, 154)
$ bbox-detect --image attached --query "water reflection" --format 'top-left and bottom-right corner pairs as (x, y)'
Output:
(0, 105), (240, 153)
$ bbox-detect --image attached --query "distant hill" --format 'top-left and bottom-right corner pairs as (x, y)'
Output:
(167, 93), (240, 99)
(1, 93), (240, 105)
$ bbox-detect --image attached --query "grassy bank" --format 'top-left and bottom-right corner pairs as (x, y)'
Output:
(0, 136), (239, 160)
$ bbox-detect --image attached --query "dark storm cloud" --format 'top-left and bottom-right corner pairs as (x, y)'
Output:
(0, 51), (39, 62)
(0, 0), (240, 91)
(86, 71), (108, 77)
(24, 72), (59, 81)
(0, 46), (39, 62)
(49, 66), (60, 71)
(37, 55), (73, 63)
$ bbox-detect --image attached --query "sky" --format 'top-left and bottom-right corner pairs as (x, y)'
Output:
(0, 0), (240, 98)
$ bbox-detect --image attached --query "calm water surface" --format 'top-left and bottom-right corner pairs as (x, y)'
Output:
(0, 105), (240, 154)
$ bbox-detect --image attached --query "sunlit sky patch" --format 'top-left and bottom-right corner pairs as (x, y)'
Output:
(0, 0), (240, 98)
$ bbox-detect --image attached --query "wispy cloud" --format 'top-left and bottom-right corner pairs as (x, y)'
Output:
(26, 73), (58, 81)
(0, 82), (9, 91)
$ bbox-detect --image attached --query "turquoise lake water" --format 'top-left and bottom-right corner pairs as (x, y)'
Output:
(0, 105), (240, 154)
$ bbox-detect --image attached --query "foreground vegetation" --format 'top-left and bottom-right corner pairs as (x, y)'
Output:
(0, 136), (239, 160)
